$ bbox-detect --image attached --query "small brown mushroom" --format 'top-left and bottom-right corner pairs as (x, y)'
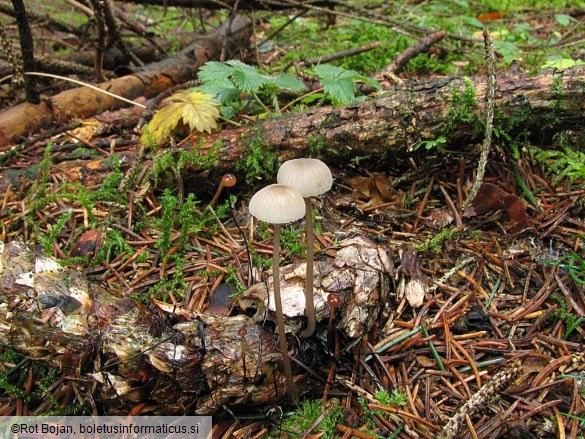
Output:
(211, 173), (237, 205)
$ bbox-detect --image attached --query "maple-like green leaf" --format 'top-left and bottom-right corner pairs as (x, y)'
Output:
(315, 65), (356, 104)
(198, 61), (234, 82)
(314, 64), (380, 105)
(226, 60), (270, 93)
(194, 78), (240, 104)
(142, 90), (220, 146)
(274, 73), (306, 91)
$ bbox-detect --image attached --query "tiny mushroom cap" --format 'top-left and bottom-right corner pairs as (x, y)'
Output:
(249, 184), (306, 224)
(277, 158), (333, 198)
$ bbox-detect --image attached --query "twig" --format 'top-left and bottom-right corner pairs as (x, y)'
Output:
(439, 359), (522, 439)
(303, 41), (381, 67)
(462, 29), (495, 212)
(115, 6), (167, 56)
(0, 1), (80, 34)
(0, 72), (147, 108)
(62, 0), (94, 17)
(0, 19), (22, 87)
(103, 0), (144, 67)
(382, 30), (446, 77)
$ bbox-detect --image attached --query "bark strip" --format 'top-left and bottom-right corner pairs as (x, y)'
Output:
(0, 236), (390, 414)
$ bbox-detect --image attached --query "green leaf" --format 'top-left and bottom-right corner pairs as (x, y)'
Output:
(555, 14), (576, 27)
(323, 77), (355, 104)
(226, 60), (270, 93)
(220, 106), (237, 119)
(313, 64), (379, 104)
(198, 61), (234, 82)
(492, 40), (520, 64)
(353, 73), (381, 90)
(461, 16), (485, 29)
(542, 57), (585, 69)
(314, 64), (359, 104)
(194, 79), (240, 104)
(314, 64), (351, 80)
(274, 73), (306, 91)
(301, 93), (325, 105)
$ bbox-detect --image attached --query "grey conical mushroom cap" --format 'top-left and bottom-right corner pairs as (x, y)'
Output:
(249, 184), (306, 224)
(277, 158), (333, 198)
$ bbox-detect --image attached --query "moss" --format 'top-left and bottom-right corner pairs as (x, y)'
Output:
(236, 129), (279, 183)
(152, 138), (221, 187)
(552, 72), (566, 110)
(279, 400), (343, 439)
(308, 133), (329, 158)
(414, 226), (459, 253)
(445, 77), (481, 134)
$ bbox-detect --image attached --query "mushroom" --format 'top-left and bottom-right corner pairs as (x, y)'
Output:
(249, 183), (306, 402)
(210, 173), (237, 206)
(277, 158), (333, 337)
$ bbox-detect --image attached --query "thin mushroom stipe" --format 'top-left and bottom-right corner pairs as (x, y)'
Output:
(248, 183), (306, 403)
(277, 158), (333, 338)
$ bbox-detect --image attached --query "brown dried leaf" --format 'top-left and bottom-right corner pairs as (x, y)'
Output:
(349, 173), (404, 208)
(70, 229), (100, 257)
(464, 182), (528, 226)
(426, 206), (455, 229)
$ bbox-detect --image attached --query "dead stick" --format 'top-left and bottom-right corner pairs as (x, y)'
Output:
(382, 30), (446, 77)
(304, 41), (381, 67)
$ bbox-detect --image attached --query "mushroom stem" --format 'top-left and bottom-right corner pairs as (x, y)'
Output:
(272, 224), (297, 402)
(301, 198), (316, 338)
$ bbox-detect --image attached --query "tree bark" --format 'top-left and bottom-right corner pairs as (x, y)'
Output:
(179, 65), (585, 172)
(0, 15), (251, 148)
(0, 236), (391, 414)
(11, 0), (39, 103)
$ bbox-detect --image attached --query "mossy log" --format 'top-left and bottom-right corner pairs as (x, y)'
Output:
(183, 65), (585, 172)
(0, 16), (251, 148)
(0, 236), (391, 414)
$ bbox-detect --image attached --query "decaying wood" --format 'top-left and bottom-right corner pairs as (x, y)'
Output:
(0, 236), (391, 414)
(7, 65), (582, 192)
(0, 15), (251, 148)
(181, 65), (585, 172)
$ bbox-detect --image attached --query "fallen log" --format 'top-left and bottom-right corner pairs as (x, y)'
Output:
(0, 15), (251, 148)
(181, 65), (585, 172)
(0, 236), (391, 414)
(4, 65), (582, 193)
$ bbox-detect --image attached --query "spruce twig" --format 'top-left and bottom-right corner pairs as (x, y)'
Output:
(439, 359), (522, 439)
(462, 28), (495, 212)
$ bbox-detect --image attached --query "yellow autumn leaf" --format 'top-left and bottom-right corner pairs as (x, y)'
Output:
(141, 91), (220, 146)
(176, 91), (220, 133)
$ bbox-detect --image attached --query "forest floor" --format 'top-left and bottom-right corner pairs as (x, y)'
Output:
(1, 1), (584, 438)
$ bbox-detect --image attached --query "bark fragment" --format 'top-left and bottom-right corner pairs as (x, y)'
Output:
(0, 235), (391, 414)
